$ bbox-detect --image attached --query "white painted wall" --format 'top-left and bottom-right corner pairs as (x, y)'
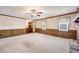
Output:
(35, 13), (77, 30)
(0, 15), (27, 30)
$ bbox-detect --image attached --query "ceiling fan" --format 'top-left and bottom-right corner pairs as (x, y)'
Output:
(26, 9), (43, 17)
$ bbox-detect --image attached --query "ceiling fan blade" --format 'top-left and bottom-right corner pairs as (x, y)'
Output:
(37, 14), (40, 16)
(26, 9), (43, 17)
(37, 12), (42, 14)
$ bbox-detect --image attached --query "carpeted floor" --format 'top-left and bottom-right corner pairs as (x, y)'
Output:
(0, 33), (76, 53)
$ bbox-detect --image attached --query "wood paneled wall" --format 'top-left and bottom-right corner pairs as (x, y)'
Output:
(35, 28), (77, 39)
(0, 28), (77, 39)
(0, 29), (27, 38)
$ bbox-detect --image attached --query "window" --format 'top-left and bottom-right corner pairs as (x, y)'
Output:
(58, 17), (69, 32)
(41, 20), (47, 30)
(59, 23), (69, 31)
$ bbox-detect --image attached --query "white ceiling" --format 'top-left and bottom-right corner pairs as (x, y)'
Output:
(0, 6), (78, 20)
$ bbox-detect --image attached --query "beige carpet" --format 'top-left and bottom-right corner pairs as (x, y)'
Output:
(0, 33), (75, 53)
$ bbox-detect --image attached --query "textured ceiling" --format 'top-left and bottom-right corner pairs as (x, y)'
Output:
(0, 6), (78, 20)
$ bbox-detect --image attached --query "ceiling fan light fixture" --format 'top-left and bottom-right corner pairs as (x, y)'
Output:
(26, 8), (43, 17)
(32, 13), (37, 16)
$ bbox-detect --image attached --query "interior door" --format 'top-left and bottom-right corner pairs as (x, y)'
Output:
(28, 22), (33, 32)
